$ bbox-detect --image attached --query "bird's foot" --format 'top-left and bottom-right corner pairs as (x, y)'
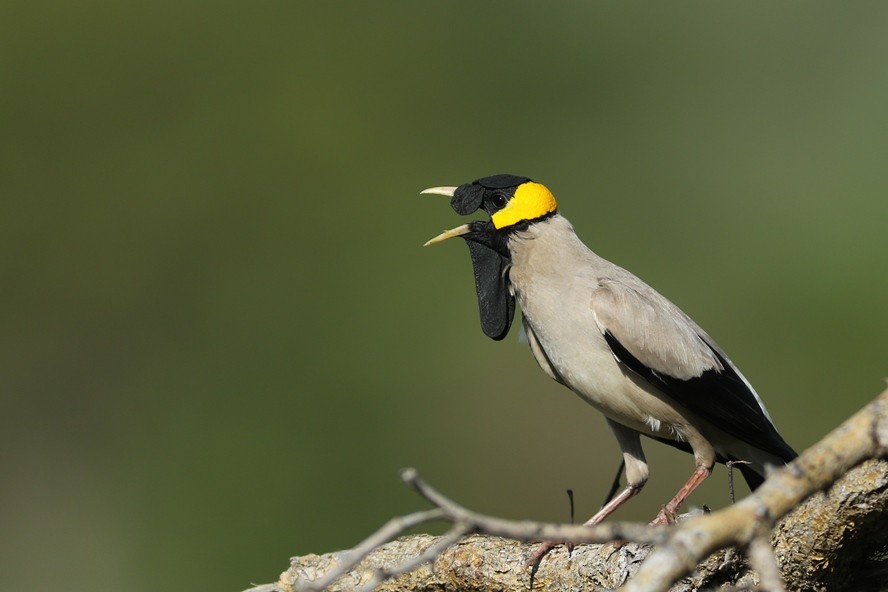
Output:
(650, 507), (677, 526)
(526, 540), (573, 569)
(607, 538), (628, 550)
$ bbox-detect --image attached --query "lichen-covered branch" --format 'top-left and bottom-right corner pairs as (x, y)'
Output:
(253, 388), (888, 592)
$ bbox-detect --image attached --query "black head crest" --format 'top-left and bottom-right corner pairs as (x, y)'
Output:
(450, 174), (532, 216)
(475, 174), (531, 190)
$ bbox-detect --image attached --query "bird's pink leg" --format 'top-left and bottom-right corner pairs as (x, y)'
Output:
(650, 466), (711, 525)
(527, 484), (641, 566)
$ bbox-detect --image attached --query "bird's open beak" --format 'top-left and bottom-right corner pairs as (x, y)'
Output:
(421, 186), (469, 246)
(423, 223), (472, 246)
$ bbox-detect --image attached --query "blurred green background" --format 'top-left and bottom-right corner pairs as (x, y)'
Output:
(2, 2), (886, 590)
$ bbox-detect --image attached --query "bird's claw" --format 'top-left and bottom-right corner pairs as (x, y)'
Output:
(650, 507), (677, 526)
(527, 540), (572, 569)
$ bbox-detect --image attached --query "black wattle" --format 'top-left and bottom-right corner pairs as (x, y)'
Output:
(465, 240), (515, 341)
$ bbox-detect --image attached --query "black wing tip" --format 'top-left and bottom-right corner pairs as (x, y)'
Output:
(737, 462), (765, 490)
(603, 330), (798, 462)
(773, 439), (799, 464)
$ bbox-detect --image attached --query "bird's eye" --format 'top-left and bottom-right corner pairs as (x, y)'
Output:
(491, 193), (507, 209)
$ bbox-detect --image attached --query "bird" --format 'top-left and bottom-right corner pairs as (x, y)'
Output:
(420, 174), (797, 537)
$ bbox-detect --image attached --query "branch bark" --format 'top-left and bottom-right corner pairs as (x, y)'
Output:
(252, 387), (888, 592)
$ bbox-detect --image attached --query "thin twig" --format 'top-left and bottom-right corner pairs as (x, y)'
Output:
(567, 489), (575, 523)
(747, 532), (785, 592)
(401, 467), (666, 545)
(354, 523), (473, 592)
(725, 460), (749, 505)
(299, 508), (446, 591)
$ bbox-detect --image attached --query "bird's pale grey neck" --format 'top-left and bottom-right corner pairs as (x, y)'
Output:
(507, 214), (605, 277)
(508, 214), (581, 248)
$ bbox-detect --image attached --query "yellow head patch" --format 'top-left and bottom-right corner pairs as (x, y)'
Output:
(491, 182), (558, 229)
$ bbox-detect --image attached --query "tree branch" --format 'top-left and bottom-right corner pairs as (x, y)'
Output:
(257, 387), (888, 592)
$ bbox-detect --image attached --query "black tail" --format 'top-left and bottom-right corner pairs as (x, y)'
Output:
(646, 433), (797, 491)
(738, 463), (765, 490)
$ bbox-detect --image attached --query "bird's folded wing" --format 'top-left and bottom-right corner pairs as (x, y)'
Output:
(591, 280), (795, 458)
(591, 280), (720, 379)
